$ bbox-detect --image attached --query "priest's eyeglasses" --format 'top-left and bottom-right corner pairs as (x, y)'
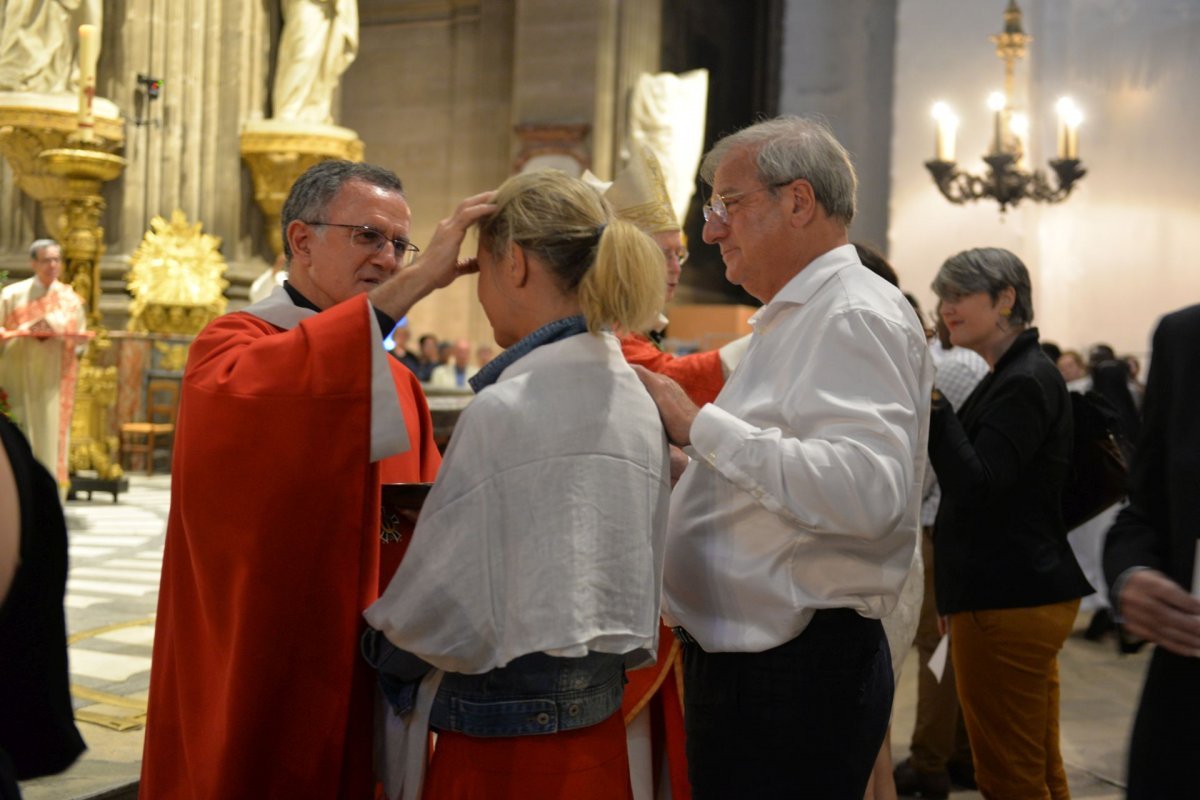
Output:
(305, 221), (421, 265)
(702, 181), (792, 225)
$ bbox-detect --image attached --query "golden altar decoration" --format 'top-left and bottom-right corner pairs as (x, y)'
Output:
(0, 93), (128, 485)
(239, 119), (365, 258)
(127, 209), (230, 337)
(0, 93), (125, 318)
(68, 335), (123, 483)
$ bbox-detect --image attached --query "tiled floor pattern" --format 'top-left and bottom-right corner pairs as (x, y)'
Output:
(21, 474), (1149, 799)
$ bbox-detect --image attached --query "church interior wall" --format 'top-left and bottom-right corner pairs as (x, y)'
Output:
(889, 0), (1200, 359)
(779, 0), (897, 257)
(345, 1), (514, 349)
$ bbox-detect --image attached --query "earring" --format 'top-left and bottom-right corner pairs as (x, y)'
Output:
(1000, 308), (1012, 317)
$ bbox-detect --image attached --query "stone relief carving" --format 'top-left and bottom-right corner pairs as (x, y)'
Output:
(0, 0), (102, 93)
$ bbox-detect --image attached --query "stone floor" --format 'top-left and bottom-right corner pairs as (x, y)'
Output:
(19, 474), (1147, 799)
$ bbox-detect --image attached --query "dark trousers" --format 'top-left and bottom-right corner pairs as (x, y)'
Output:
(1127, 647), (1200, 800)
(910, 527), (973, 774)
(680, 609), (893, 799)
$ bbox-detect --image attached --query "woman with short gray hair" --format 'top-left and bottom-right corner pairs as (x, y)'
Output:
(926, 247), (1090, 798)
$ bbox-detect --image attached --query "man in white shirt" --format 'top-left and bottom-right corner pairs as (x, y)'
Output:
(634, 116), (933, 796)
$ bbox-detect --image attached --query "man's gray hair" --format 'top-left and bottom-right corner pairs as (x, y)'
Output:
(280, 160), (405, 259)
(29, 239), (60, 259)
(933, 247), (1034, 325)
(699, 116), (857, 226)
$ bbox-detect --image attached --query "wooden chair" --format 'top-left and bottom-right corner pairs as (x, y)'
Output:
(120, 378), (179, 475)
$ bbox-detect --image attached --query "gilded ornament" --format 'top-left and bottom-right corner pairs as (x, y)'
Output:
(127, 210), (230, 335)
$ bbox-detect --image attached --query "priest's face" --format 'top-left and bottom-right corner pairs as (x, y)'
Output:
(31, 244), (63, 287)
(288, 180), (413, 309)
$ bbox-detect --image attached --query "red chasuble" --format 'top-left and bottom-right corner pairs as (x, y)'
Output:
(619, 331), (726, 800)
(619, 332), (724, 407)
(140, 296), (440, 800)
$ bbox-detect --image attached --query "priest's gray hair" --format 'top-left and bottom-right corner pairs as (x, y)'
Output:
(280, 161), (405, 260)
(699, 115), (857, 226)
(933, 247), (1035, 325)
(29, 239), (60, 259)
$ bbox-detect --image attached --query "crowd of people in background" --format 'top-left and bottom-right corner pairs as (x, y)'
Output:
(386, 325), (492, 388)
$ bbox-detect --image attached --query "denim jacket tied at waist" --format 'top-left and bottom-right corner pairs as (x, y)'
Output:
(361, 628), (626, 737)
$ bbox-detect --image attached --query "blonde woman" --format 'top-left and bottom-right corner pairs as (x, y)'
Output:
(365, 170), (671, 800)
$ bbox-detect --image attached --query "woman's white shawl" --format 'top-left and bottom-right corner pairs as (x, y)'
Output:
(365, 332), (671, 674)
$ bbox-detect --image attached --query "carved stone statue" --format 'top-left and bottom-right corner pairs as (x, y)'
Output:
(272, 0), (359, 125)
(0, 0), (102, 93)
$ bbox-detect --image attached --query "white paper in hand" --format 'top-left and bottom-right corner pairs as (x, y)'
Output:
(927, 633), (949, 683)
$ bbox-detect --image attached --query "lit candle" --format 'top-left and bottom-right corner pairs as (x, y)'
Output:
(931, 102), (958, 162)
(1055, 98), (1084, 160)
(1009, 112), (1029, 169)
(1055, 98), (1071, 159)
(988, 92), (1007, 155)
(1065, 104), (1083, 160)
(77, 24), (100, 143)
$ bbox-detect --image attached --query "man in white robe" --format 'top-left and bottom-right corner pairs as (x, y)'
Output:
(0, 240), (88, 486)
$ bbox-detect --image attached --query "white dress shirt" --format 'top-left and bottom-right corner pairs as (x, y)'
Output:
(366, 332), (671, 673)
(663, 244), (934, 653)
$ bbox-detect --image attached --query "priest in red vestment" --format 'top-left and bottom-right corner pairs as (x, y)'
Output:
(140, 161), (495, 799)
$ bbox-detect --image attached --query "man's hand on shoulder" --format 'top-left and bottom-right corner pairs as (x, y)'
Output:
(1118, 568), (1200, 657)
(631, 364), (699, 448)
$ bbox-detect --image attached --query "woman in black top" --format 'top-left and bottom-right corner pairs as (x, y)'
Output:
(0, 417), (86, 799)
(927, 248), (1090, 799)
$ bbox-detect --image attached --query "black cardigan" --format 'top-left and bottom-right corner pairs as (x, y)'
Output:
(929, 328), (1091, 614)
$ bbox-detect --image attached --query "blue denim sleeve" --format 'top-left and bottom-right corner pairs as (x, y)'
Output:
(360, 627), (433, 714)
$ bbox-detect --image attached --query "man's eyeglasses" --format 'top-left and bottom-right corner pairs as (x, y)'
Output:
(304, 221), (421, 265)
(701, 180), (793, 225)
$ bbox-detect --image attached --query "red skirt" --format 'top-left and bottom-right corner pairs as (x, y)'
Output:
(421, 710), (632, 800)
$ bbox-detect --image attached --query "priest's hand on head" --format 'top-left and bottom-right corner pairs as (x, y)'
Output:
(369, 190), (496, 320)
(631, 364), (700, 448)
(415, 190), (497, 290)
